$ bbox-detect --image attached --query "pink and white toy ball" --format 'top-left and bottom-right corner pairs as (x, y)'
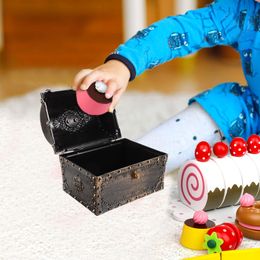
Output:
(76, 81), (112, 115)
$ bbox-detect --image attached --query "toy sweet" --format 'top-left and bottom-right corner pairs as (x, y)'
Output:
(180, 211), (215, 250)
(178, 158), (227, 211)
(235, 193), (260, 240)
(76, 81), (112, 115)
(178, 138), (260, 211)
(195, 141), (212, 162)
(229, 138), (247, 157)
(204, 223), (243, 253)
(212, 142), (228, 158)
(247, 134), (260, 154)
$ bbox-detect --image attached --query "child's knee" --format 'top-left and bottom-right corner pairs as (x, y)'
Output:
(189, 82), (260, 142)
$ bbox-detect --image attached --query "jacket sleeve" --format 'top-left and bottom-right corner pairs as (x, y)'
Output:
(105, 0), (241, 81)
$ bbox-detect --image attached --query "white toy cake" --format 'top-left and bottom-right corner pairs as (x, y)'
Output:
(178, 135), (260, 211)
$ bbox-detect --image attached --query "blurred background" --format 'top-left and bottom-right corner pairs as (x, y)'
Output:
(0, 0), (246, 101)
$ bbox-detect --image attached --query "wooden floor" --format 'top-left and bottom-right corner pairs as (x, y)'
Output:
(2, 0), (123, 67)
(1, 0), (205, 67)
(0, 51), (246, 101)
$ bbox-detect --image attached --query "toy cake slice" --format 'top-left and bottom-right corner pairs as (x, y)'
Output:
(178, 159), (225, 211)
(211, 156), (243, 207)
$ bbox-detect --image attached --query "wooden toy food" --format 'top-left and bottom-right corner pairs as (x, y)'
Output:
(180, 211), (215, 250)
(178, 137), (260, 211)
(76, 81), (112, 115)
(204, 223), (243, 253)
(235, 193), (260, 240)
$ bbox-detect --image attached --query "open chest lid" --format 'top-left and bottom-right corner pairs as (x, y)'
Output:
(40, 89), (121, 154)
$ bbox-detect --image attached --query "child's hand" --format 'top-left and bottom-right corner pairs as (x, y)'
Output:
(72, 60), (131, 112)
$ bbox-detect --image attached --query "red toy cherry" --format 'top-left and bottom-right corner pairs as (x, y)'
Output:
(207, 223), (242, 251)
(229, 137), (247, 157)
(213, 142), (229, 158)
(247, 134), (260, 154)
(195, 141), (211, 162)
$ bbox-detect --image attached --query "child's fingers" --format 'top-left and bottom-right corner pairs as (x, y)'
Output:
(105, 81), (118, 99)
(80, 70), (104, 90)
(108, 88), (124, 113)
(73, 69), (93, 90)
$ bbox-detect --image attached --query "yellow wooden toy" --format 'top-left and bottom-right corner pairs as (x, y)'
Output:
(180, 211), (215, 250)
(183, 248), (260, 260)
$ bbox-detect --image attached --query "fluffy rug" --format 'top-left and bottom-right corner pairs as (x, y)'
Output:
(0, 88), (259, 260)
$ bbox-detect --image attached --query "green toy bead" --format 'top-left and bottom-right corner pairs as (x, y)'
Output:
(207, 240), (216, 249)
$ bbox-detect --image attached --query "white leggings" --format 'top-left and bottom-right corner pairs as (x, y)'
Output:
(136, 102), (223, 173)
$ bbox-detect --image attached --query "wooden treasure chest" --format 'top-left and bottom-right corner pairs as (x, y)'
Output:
(40, 89), (168, 215)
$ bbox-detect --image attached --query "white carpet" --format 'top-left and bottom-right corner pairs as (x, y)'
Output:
(0, 88), (259, 260)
